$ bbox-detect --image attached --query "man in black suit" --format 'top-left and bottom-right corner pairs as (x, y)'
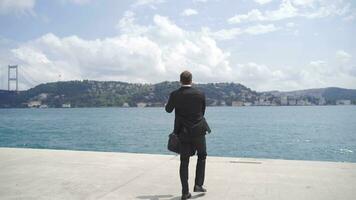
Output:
(165, 71), (208, 200)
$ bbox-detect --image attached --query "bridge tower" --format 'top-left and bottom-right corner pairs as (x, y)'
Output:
(8, 65), (18, 92)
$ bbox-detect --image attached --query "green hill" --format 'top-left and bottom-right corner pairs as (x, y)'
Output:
(0, 80), (259, 108)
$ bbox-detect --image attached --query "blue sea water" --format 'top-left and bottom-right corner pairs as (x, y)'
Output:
(0, 106), (355, 162)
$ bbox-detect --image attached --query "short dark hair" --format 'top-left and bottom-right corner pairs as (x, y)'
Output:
(180, 71), (192, 84)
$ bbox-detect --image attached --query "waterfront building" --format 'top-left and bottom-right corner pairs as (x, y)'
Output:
(210, 100), (218, 106)
(318, 97), (326, 105)
(220, 100), (226, 106)
(232, 101), (244, 106)
(281, 96), (288, 105)
(39, 105), (48, 109)
(62, 104), (71, 108)
(288, 98), (297, 106)
(243, 102), (252, 106)
(136, 102), (147, 107)
(336, 100), (351, 105)
(27, 101), (41, 108)
(297, 99), (307, 106)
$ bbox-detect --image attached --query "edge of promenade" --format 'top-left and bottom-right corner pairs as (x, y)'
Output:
(1, 147), (355, 200)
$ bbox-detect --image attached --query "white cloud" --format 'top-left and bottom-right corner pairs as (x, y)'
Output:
(254, 0), (273, 5)
(193, 0), (208, 3)
(343, 12), (356, 21)
(228, 1), (298, 24)
(244, 24), (279, 35)
(336, 50), (352, 63)
(206, 24), (279, 40)
(266, 0), (299, 20)
(7, 31), (356, 90)
(133, 0), (165, 7)
(0, 0), (92, 15)
(4, 9), (356, 91)
(309, 60), (326, 67)
(286, 22), (295, 27)
(117, 11), (149, 35)
(228, 0), (350, 24)
(291, 0), (316, 7)
(153, 15), (185, 40)
(62, 0), (92, 5)
(302, 4), (350, 19)
(228, 9), (265, 24)
(203, 27), (242, 40)
(181, 8), (198, 16)
(335, 51), (356, 77)
(9, 14), (233, 89)
(296, 57), (356, 89)
(308, 60), (333, 78)
(0, 0), (35, 15)
(234, 59), (356, 91)
(235, 62), (287, 90)
(300, 59), (350, 86)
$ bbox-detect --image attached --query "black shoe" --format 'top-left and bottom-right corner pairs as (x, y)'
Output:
(181, 192), (192, 200)
(194, 185), (207, 192)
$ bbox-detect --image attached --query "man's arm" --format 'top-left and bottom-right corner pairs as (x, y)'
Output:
(165, 92), (175, 113)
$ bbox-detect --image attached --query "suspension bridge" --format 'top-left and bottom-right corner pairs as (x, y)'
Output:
(0, 65), (52, 91)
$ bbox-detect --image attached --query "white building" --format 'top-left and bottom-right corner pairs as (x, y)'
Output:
(232, 101), (244, 107)
(336, 100), (351, 105)
(297, 100), (307, 106)
(281, 96), (288, 106)
(243, 102), (252, 106)
(288, 98), (297, 106)
(62, 103), (71, 108)
(136, 102), (147, 107)
(27, 101), (41, 108)
(318, 98), (326, 105)
(39, 105), (48, 109)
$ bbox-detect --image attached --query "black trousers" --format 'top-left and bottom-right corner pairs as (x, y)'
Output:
(179, 135), (207, 194)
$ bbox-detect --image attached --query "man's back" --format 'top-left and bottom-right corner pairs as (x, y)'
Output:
(165, 86), (205, 124)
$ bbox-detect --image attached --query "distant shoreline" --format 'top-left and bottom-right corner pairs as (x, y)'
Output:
(1, 81), (356, 108)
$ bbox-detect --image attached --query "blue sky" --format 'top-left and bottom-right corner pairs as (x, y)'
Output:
(0, 0), (355, 91)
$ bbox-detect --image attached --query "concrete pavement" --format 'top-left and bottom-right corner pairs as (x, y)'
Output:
(0, 147), (355, 200)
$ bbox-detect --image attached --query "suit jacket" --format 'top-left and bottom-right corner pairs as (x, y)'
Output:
(165, 86), (211, 141)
